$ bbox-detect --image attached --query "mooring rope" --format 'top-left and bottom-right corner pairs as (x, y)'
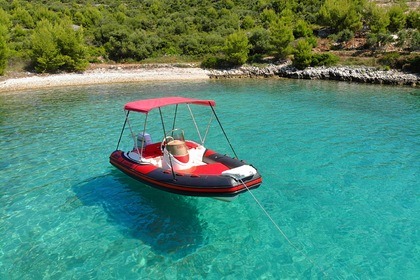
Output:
(239, 180), (328, 277)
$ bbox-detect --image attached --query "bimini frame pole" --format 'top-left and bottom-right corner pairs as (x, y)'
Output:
(187, 104), (204, 144)
(171, 105), (178, 132)
(159, 107), (176, 181)
(116, 111), (130, 150)
(158, 107), (167, 139)
(138, 113), (149, 159)
(209, 103), (239, 159)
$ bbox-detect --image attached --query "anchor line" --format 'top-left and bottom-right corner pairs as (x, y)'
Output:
(239, 179), (328, 277)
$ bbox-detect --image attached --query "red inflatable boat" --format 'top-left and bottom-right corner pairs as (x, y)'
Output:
(109, 97), (262, 201)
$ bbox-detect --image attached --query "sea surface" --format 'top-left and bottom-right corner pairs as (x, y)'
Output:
(0, 79), (419, 279)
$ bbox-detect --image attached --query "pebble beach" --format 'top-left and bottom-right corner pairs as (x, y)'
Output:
(0, 65), (210, 93)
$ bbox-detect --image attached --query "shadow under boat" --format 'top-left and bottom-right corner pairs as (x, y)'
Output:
(69, 170), (206, 259)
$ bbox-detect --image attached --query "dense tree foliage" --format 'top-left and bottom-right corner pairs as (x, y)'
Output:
(293, 39), (313, 69)
(0, 0), (418, 74)
(293, 38), (339, 69)
(224, 31), (250, 66)
(30, 19), (88, 73)
(0, 32), (7, 75)
(0, 8), (10, 75)
(318, 0), (363, 33)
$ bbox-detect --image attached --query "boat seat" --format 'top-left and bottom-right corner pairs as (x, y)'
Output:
(140, 141), (199, 158)
(176, 162), (230, 176)
(222, 165), (257, 180)
(165, 140), (189, 163)
(141, 142), (163, 158)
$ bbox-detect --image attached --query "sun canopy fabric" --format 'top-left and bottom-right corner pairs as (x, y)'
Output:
(124, 97), (216, 113)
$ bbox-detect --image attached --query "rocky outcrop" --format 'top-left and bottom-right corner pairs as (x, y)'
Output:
(278, 65), (419, 86)
(208, 62), (419, 87)
(208, 62), (290, 79)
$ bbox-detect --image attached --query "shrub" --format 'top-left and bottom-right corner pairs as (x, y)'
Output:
(404, 56), (420, 73)
(409, 29), (420, 51)
(311, 53), (339, 67)
(364, 2), (389, 34)
(223, 31), (249, 66)
(387, 5), (406, 32)
(293, 38), (339, 70)
(201, 55), (234, 69)
(293, 19), (313, 38)
(269, 18), (294, 58)
(30, 19), (88, 73)
(378, 52), (400, 68)
(201, 56), (222, 69)
(293, 39), (312, 70)
(318, 0), (362, 33)
(406, 10), (420, 29)
(336, 29), (354, 42)
(366, 32), (393, 49)
(249, 28), (272, 55)
(394, 55), (420, 74)
(241, 15), (255, 30)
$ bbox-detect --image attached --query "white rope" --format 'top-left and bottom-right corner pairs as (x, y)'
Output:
(240, 180), (328, 277)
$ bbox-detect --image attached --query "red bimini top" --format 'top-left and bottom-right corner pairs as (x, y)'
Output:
(124, 97), (216, 114)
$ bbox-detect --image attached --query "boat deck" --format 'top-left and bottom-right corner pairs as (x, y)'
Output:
(126, 141), (231, 176)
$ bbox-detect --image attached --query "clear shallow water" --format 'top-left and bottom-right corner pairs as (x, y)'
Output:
(0, 80), (419, 279)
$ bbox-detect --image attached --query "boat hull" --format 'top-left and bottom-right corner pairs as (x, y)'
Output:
(109, 150), (262, 199)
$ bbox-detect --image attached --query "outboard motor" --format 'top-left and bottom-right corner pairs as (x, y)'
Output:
(137, 132), (152, 148)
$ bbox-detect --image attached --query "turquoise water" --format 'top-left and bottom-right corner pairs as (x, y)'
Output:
(1, 80), (419, 279)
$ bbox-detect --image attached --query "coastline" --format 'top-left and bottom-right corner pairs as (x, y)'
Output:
(0, 65), (210, 93)
(1, 63), (418, 93)
(208, 62), (420, 87)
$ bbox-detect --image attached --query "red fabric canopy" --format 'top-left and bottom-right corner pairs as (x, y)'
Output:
(124, 97), (216, 113)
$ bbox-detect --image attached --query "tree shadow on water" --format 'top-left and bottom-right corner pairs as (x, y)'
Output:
(70, 171), (206, 259)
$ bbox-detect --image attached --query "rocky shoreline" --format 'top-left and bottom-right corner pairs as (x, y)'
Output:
(1, 62), (418, 92)
(208, 62), (419, 87)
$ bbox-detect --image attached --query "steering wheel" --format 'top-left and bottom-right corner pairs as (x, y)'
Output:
(161, 136), (174, 152)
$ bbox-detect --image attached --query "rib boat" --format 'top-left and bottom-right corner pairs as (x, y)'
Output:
(109, 96), (262, 201)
